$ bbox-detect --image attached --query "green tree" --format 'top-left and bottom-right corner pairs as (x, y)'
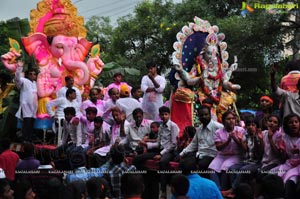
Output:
(85, 16), (114, 62)
(0, 21), (10, 73)
(110, 0), (178, 75)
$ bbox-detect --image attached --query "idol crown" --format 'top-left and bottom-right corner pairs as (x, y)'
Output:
(29, 0), (87, 38)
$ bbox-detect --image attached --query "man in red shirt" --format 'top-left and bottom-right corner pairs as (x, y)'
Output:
(280, 60), (300, 92)
(0, 138), (19, 181)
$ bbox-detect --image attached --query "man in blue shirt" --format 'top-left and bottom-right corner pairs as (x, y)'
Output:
(177, 156), (223, 199)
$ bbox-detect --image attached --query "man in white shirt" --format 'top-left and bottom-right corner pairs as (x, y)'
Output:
(14, 60), (38, 143)
(180, 105), (223, 171)
(46, 88), (80, 146)
(57, 76), (82, 104)
(141, 61), (166, 120)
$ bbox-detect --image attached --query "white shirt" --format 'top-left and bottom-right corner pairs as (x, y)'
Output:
(147, 120), (179, 155)
(141, 75), (166, 120)
(102, 99), (117, 125)
(14, 67), (38, 119)
(46, 97), (80, 118)
(276, 87), (300, 118)
(116, 97), (141, 122)
(120, 119), (153, 149)
(57, 86), (82, 104)
(180, 120), (224, 158)
(62, 120), (82, 146)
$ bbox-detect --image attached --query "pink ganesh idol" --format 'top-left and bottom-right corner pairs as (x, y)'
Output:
(1, 0), (104, 118)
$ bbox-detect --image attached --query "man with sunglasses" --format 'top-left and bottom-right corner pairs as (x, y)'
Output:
(14, 60), (38, 143)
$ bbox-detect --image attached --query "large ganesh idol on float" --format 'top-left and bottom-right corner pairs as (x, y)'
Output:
(1, 0), (104, 120)
(170, 17), (240, 134)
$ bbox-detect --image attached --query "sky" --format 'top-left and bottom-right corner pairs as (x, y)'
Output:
(0, 0), (181, 25)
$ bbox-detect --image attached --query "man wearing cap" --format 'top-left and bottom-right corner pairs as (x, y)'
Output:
(141, 61), (166, 120)
(116, 84), (141, 122)
(104, 72), (132, 101)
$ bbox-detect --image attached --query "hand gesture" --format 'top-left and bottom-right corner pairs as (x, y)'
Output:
(16, 60), (24, 68)
(138, 140), (146, 146)
(236, 131), (243, 141)
(277, 139), (285, 151)
(257, 128), (263, 140)
(228, 131), (234, 141)
(234, 55), (238, 64)
(148, 73), (154, 80)
(71, 117), (80, 125)
(121, 112), (126, 122)
(143, 136), (149, 142)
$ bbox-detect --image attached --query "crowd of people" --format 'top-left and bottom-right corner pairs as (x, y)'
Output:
(0, 59), (300, 199)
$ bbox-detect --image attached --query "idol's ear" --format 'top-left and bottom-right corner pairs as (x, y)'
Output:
(22, 32), (52, 65)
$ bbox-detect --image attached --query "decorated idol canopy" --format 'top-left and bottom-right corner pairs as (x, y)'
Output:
(1, 0), (104, 119)
(170, 16), (240, 131)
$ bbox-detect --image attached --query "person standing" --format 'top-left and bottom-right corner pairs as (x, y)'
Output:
(271, 65), (300, 117)
(141, 61), (166, 120)
(14, 60), (38, 143)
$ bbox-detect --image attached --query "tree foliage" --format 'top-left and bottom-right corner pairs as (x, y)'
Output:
(85, 16), (114, 62)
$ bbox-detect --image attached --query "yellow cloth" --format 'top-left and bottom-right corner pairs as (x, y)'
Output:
(173, 88), (194, 103)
